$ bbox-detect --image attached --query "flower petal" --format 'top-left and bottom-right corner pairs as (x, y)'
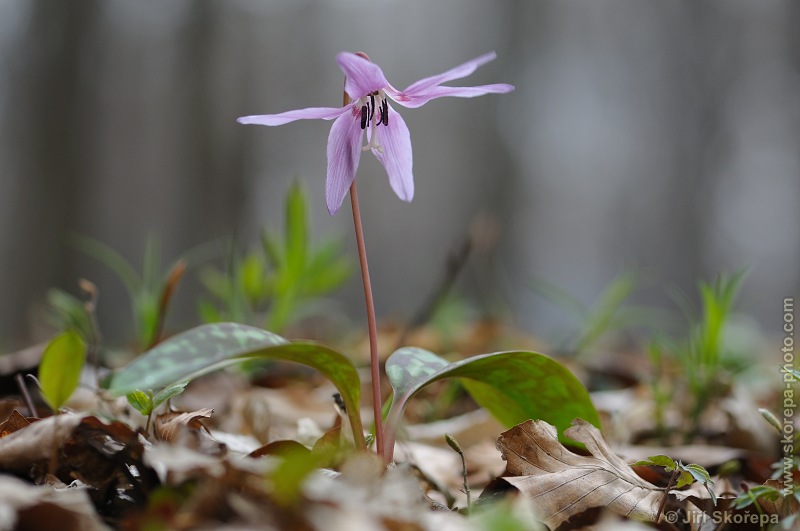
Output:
(238, 106), (348, 126)
(372, 105), (413, 203)
(390, 83), (515, 109)
(326, 109), (364, 215)
(337, 52), (390, 99)
(401, 52), (498, 96)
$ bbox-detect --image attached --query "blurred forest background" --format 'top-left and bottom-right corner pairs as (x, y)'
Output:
(0, 0), (797, 349)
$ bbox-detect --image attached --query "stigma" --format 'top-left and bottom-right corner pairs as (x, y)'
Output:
(356, 90), (389, 153)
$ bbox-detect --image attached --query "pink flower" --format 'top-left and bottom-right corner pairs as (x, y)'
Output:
(238, 52), (514, 215)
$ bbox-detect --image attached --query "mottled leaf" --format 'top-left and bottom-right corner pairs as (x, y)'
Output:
(38, 330), (86, 411)
(109, 323), (364, 448)
(383, 348), (599, 455)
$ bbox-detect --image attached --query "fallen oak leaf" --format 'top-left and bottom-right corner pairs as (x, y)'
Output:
(497, 419), (676, 529)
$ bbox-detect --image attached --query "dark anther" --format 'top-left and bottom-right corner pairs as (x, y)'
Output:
(369, 94), (375, 121)
(381, 99), (389, 126)
(360, 105), (368, 129)
(333, 393), (346, 413)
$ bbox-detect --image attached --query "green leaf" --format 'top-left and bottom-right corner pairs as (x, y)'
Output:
(681, 463), (716, 505)
(109, 323), (364, 448)
(733, 485), (783, 510)
(304, 241), (353, 295)
(38, 330), (86, 411)
(632, 455), (677, 470)
(682, 463), (712, 484)
(127, 390), (153, 415)
(675, 470), (695, 489)
(240, 252), (267, 304)
(284, 182), (308, 274)
(152, 382), (188, 408)
(384, 348), (599, 451)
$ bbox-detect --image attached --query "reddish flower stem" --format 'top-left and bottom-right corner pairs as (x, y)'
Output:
(344, 87), (385, 460)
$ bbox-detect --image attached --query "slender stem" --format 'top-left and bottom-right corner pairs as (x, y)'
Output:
(344, 88), (385, 459)
(350, 180), (385, 459)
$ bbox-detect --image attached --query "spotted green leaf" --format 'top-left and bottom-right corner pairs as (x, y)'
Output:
(109, 323), (364, 448)
(38, 330), (86, 411)
(384, 348), (599, 454)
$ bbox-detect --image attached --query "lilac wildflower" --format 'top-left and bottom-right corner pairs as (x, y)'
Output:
(238, 52), (514, 215)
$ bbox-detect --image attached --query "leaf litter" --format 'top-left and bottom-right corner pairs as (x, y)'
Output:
(0, 312), (794, 529)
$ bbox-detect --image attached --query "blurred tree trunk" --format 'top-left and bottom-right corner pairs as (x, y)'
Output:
(1, 2), (100, 347)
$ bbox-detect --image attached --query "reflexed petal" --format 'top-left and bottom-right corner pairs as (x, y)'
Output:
(390, 83), (515, 109)
(337, 52), (390, 99)
(326, 110), (364, 215)
(372, 106), (413, 202)
(401, 52), (497, 95)
(238, 106), (348, 126)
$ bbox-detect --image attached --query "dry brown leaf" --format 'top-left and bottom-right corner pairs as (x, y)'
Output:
(0, 413), (156, 520)
(0, 474), (110, 531)
(0, 413), (84, 474)
(496, 419), (668, 529)
(0, 409), (33, 437)
(155, 408), (226, 456)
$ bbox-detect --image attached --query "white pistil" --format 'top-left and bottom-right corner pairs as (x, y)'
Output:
(360, 90), (387, 154)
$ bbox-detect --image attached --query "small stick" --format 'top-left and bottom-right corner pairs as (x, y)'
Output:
(15, 373), (37, 418)
(656, 468), (679, 523)
(79, 279), (102, 390)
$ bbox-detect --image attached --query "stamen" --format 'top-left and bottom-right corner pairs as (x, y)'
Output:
(381, 99), (389, 126)
(360, 105), (368, 129)
(369, 94), (375, 121)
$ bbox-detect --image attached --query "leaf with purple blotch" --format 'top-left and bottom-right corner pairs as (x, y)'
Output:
(109, 323), (364, 448)
(383, 348), (599, 457)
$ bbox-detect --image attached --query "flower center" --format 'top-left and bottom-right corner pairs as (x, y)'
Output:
(356, 90), (389, 153)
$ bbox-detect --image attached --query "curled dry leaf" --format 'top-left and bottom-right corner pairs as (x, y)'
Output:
(154, 408), (226, 456)
(0, 413), (157, 519)
(0, 413), (85, 474)
(496, 419), (671, 529)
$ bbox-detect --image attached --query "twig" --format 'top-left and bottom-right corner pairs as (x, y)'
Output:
(656, 468), (680, 523)
(14, 373), (37, 418)
(79, 279), (102, 390)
